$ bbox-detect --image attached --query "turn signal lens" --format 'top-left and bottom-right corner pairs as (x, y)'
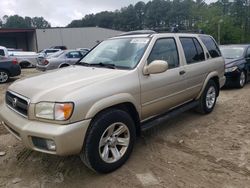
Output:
(55, 103), (74, 120)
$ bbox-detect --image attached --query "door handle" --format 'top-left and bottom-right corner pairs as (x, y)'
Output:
(179, 70), (186, 75)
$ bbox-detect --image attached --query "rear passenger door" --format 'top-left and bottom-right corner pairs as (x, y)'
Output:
(140, 37), (190, 120)
(179, 37), (208, 98)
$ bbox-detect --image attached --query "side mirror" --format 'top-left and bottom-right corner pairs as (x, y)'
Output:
(143, 60), (168, 75)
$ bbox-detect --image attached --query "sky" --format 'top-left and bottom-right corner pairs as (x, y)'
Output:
(0, 0), (216, 27)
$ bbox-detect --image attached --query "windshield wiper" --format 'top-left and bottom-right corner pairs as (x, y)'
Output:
(89, 62), (117, 69)
(75, 61), (90, 66)
(76, 62), (116, 69)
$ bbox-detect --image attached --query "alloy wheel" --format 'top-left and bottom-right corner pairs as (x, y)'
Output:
(99, 122), (130, 163)
(0, 71), (8, 83)
(240, 71), (246, 87)
(206, 86), (216, 109)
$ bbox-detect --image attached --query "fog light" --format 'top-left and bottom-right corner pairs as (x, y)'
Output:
(32, 137), (56, 151)
(46, 140), (56, 151)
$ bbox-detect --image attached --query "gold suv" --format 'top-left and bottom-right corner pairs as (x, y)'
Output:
(0, 31), (225, 173)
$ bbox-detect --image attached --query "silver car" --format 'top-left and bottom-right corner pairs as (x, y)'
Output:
(36, 50), (87, 71)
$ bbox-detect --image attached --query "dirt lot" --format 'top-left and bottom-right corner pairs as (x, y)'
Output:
(1, 69), (250, 188)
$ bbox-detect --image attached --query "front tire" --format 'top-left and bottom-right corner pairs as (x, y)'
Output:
(196, 80), (218, 114)
(0, 69), (9, 83)
(80, 109), (136, 173)
(236, 71), (246, 88)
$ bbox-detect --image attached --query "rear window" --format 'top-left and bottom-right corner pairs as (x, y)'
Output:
(199, 35), (221, 58)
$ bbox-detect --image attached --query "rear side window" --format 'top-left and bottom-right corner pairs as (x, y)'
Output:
(67, 51), (82, 58)
(148, 38), (179, 69)
(199, 35), (221, 58)
(180, 37), (205, 64)
(0, 49), (5, 56)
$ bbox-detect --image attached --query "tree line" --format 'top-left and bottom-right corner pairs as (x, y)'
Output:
(67, 0), (250, 44)
(0, 15), (51, 29)
(0, 0), (249, 44)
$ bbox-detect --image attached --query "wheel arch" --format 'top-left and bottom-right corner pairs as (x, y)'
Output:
(19, 60), (32, 67)
(85, 94), (141, 136)
(59, 63), (70, 68)
(196, 72), (220, 100)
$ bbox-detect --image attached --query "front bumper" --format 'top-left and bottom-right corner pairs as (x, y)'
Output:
(36, 64), (47, 71)
(219, 75), (226, 88)
(0, 104), (91, 156)
(224, 70), (241, 86)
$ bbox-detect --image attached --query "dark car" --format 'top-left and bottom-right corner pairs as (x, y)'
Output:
(220, 44), (250, 88)
(0, 56), (21, 83)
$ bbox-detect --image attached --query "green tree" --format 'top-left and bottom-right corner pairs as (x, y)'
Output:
(31, 17), (51, 28)
(4, 15), (28, 28)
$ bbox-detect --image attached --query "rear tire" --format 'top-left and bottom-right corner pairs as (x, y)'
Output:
(20, 62), (30, 68)
(196, 80), (218, 114)
(80, 109), (136, 173)
(0, 69), (9, 83)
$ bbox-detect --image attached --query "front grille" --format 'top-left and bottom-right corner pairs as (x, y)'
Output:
(5, 91), (29, 117)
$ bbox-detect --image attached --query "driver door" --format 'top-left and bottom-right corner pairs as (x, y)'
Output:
(139, 37), (189, 120)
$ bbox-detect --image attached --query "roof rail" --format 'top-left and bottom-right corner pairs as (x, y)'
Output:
(118, 30), (157, 36)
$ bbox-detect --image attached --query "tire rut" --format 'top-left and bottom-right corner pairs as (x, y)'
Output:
(155, 138), (250, 177)
(16, 149), (33, 166)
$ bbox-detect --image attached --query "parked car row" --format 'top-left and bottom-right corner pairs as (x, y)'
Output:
(0, 45), (89, 71)
(36, 49), (89, 71)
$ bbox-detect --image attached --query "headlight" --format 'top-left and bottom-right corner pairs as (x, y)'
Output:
(35, 102), (74, 121)
(225, 66), (238, 73)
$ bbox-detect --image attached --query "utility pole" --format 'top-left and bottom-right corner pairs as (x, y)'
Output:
(218, 19), (223, 45)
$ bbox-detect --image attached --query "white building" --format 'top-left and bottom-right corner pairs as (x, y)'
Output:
(0, 27), (123, 52)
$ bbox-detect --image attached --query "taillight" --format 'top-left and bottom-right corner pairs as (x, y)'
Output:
(44, 60), (49, 65)
(12, 58), (18, 65)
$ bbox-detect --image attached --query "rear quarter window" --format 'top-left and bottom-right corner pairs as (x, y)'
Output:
(0, 49), (5, 56)
(199, 35), (221, 58)
(180, 37), (205, 64)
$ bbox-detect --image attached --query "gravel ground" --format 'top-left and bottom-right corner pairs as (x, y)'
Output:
(1, 68), (250, 188)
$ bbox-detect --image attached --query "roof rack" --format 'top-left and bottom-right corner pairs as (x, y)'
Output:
(118, 30), (157, 36)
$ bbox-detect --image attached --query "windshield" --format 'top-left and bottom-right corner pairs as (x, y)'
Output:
(220, 47), (245, 59)
(79, 37), (150, 69)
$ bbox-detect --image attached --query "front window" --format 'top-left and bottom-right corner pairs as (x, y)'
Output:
(79, 37), (150, 69)
(220, 47), (245, 59)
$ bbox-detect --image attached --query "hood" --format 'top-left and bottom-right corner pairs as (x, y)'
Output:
(224, 57), (245, 68)
(8, 66), (128, 103)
